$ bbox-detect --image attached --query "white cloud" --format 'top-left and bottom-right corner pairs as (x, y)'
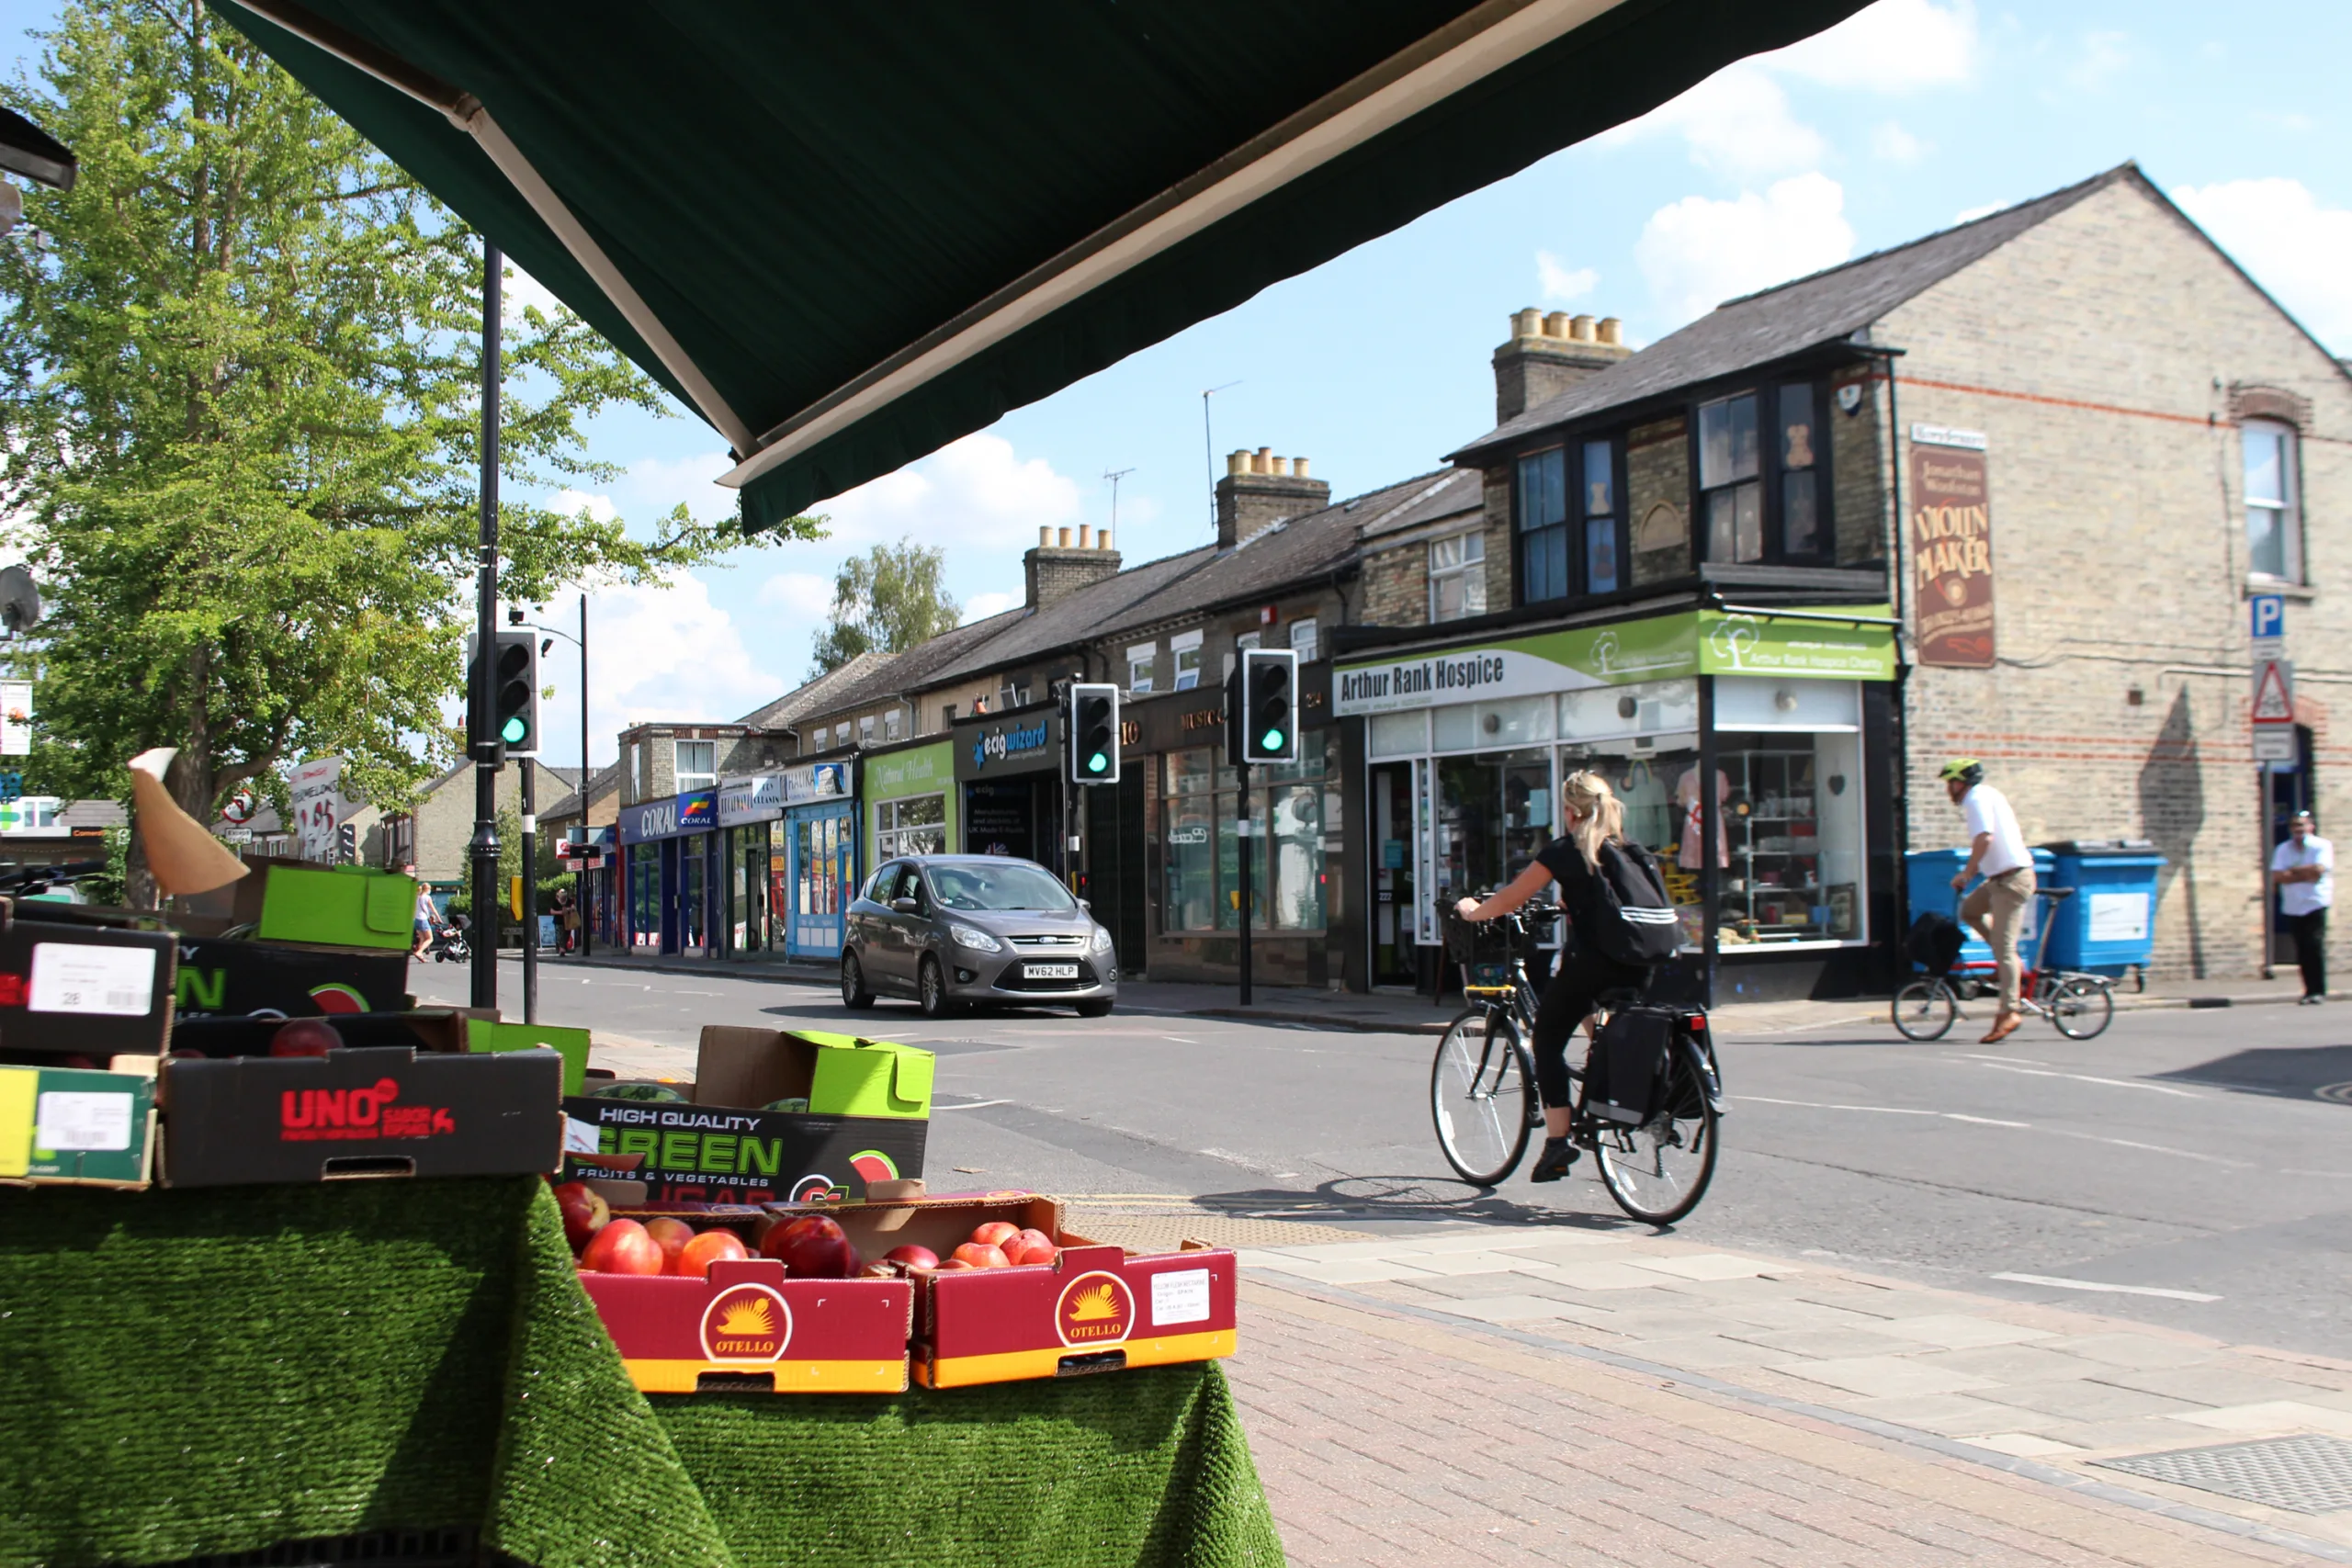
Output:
(503, 261), (569, 321)
(1953, 200), (2007, 224)
(756, 570), (836, 620)
(2067, 30), (2131, 92)
(1634, 174), (1857, 327)
(817, 432), (1081, 554)
(548, 488), (617, 524)
(1870, 121), (1928, 164)
(1536, 254), (1599, 303)
(2173, 177), (2352, 349)
(1765, 0), (1979, 90)
(589, 569), (778, 732)
(618, 451), (738, 527)
(1600, 63), (1825, 180)
(961, 591), (1018, 624)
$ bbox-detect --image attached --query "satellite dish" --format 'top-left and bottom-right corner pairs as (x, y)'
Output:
(0, 566), (40, 635)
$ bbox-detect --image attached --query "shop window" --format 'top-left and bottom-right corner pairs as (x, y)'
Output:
(1516, 446), (1569, 604)
(2244, 420), (2301, 581)
(1161, 743), (1329, 933)
(1126, 643), (1157, 694)
(1581, 440), (1620, 594)
(1698, 392), (1762, 563)
(1290, 616), (1320, 663)
(674, 740), (717, 794)
(875, 794), (945, 859)
(1778, 383), (1825, 559)
(1429, 532), (1486, 622)
(628, 846), (661, 948)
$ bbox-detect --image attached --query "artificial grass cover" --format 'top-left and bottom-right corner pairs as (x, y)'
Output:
(0, 1177), (1282, 1568)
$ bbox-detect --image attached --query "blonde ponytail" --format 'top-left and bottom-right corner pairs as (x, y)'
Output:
(1560, 770), (1624, 871)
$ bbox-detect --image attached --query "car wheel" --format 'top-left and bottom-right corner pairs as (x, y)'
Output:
(1075, 998), (1114, 1019)
(918, 956), (959, 1019)
(842, 952), (876, 1010)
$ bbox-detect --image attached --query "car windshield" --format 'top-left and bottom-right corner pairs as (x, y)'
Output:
(926, 863), (1078, 912)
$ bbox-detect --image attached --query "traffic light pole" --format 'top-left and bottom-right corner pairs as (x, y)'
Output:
(579, 592), (592, 959)
(1236, 760), (1251, 1007)
(469, 241), (503, 1012)
(520, 760), (537, 1024)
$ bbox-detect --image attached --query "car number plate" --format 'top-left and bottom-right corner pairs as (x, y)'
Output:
(1026, 963), (1080, 979)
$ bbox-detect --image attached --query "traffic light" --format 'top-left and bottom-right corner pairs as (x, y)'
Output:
(1065, 682), (1120, 784)
(467, 629), (540, 760)
(335, 822), (356, 864)
(1235, 648), (1298, 765)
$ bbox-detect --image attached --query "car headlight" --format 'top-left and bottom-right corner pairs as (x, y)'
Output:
(1091, 926), (1114, 954)
(949, 924), (1002, 953)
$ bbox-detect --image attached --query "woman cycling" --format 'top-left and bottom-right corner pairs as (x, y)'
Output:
(1454, 770), (1664, 1182)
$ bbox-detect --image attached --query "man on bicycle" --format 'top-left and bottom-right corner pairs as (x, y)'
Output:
(1455, 770), (1667, 1183)
(1941, 758), (2034, 1043)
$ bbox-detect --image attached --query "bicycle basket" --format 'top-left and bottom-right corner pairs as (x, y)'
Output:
(1441, 908), (1512, 966)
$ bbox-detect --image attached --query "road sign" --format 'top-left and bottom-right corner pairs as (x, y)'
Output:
(2254, 728), (2297, 763)
(2250, 593), (2286, 642)
(222, 787), (256, 823)
(2252, 658), (2294, 724)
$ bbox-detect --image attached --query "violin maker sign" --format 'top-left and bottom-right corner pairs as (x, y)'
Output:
(1909, 428), (1995, 669)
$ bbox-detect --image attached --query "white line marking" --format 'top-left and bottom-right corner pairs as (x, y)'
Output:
(1965, 1061), (2202, 1098)
(1738, 1096), (2024, 1127)
(933, 1099), (1011, 1111)
(1991, 1272), (2222, 1303)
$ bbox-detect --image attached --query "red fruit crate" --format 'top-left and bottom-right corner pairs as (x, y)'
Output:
(580, 1256), (912, 1394)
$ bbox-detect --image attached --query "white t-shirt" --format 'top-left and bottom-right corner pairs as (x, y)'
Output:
(2272, 834), (2334, 917)
(1962, 784), (2031, 877)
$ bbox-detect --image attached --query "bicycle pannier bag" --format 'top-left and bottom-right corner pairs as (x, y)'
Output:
(1583, 840), (1682, 965)
(1584, 1007), (1675, 1126)
(1905, 911), (1963, 978)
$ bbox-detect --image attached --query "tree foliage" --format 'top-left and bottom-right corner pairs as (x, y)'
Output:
(810, 537), (962, 675)
(0, 1), (817, 900)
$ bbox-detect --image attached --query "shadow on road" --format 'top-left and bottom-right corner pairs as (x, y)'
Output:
(1189, 1175), (1647, 1234)
(2153, 1043), (2352, 1103)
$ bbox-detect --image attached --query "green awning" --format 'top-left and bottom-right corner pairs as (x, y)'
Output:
(211, 0), (1867, 533)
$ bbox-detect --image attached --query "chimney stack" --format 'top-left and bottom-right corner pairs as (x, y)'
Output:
(1216, 446), (1330, 549)
(1492, 305), (1634, 423)
(1023, 520), (1124, 608)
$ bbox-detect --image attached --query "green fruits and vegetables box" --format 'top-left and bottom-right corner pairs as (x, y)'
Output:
(560, 1025), (928, 1205)
(762, 1190), (1238, 1388)
(0, 1060), (157, 1188)
(0, 918), (178, 1058)
(171, 935), (410, 1021)
(563, 1185), (912, 1394)
(158, 1045), (563, 1188)
(170, 855), (420, 953)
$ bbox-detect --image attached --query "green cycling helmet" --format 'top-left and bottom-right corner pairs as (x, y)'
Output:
(1938, 757), (1984, 787)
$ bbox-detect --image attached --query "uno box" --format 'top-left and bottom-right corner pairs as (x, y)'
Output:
(171, 936), (410, 1020)
(780, 1192), (1238, 1388)
(169, 1007), (477, 1059)
(0, 918), (178, 1058)
(0, 1060), (157, 1187)
(581, 1255), (912, 1395)
(158, 1045), (562, 1187)
(173, 856), (419, 953)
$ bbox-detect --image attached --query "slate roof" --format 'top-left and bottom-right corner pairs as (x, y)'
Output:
(1450, 164), (2139, 461)
(733, 650), (890, 728)
(1351, 467), (1484, 542)
(539, 758), (627, 823)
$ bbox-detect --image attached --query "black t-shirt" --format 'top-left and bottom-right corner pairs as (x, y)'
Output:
(1536, 834), (1608, 942)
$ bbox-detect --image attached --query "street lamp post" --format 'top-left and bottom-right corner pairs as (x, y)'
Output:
(468, 241), (503, 1011)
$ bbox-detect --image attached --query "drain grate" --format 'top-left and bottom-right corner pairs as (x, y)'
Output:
(2094, 1434), (2352, 1514)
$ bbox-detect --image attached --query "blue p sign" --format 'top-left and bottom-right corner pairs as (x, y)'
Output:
(2251, 594), (2286, 641)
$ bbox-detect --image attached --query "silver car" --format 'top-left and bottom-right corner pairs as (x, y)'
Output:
(841, 854), (1118, 1019)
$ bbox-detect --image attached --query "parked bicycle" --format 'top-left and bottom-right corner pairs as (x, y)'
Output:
(1430, 903), (1724, 1224)
(1894, 886), (2114, 1041)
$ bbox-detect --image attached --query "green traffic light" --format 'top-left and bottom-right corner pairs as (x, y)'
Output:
(501, 716), (528, 744)
(1261, 728), (1284, 751)
(1087, 752), (1107, 773)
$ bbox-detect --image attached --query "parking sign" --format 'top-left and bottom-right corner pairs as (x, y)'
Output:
(2249, 594), (2285, 643)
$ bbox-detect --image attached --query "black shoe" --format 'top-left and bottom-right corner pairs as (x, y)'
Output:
(1529, 1137), (1579, 1183)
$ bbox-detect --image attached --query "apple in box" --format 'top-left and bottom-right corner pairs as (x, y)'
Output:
(581, 1218), (663, 1275)
(763, 1214), (861, 1279)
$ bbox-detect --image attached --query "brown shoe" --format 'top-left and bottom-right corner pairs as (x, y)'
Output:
(1979, 1011), (2023, 1044)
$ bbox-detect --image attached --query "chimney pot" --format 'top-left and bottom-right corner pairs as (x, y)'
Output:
(1571, 313), (1596, 342)
(1057, 526), (1072, 547)
(1227, 449), (1250, 476)
(1038, 525), (1050, 547)
(1078, 524), (1091, 548)
(1099, 528), (1114, 551)
(1543, 311), (1569, 339)
(1598, 316), (1623, 345)
(1270, 456), (1289, 476)
(1512, 307), (1543, 338)
(1293, 457), (1310, 479)
(1253, 446), (1272, 474)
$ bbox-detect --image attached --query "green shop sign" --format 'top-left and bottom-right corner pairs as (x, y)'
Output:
(864, 740), (951, 798)
(1333, 605), (1893, 716)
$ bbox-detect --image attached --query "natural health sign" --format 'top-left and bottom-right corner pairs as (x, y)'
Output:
(1333, 606), (1893, 717)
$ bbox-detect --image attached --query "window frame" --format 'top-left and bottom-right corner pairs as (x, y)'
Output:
(1125, 641), (1157, 694)
(1693, 379), (1832, 568)
(673, 739), (718, 794)
(1171, 628), (1204, 692)
(1288, 615), (1320, 662)
(1515, 446), (1570, 605)
(1428, 529), (1487, 622)
(2242, 418), (2303, 583)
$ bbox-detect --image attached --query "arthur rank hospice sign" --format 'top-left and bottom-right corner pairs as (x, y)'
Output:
(1910, 432), (1996, 668)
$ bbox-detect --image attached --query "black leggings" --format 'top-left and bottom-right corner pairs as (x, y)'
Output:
(1530, 944), (1652, 1108)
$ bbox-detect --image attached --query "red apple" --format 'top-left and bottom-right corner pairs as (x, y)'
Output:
(673, 1227), (750, 1279)
(643, 1216), (696, 1271)
(1003, 1228), (1058, 1267)
(580, 1217), (663, 1275)
(951, 1242), (1009, 1269)
(967, 1220), (1020, 1251)
(551, 1180), (610, 1253)
(270, 1018), (343, 1057)
(934, 1258), (976, 1271)
(763, 1214), (861, 1279)
(885, 1244), (941, 1271)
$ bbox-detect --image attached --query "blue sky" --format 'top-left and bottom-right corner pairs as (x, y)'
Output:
(7, 2), (2348, 768)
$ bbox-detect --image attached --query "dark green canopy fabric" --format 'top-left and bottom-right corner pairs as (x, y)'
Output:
(210, 1), (1867, 533)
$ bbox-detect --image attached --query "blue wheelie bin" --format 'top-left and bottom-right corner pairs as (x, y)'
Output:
(2039, 840), (2165, 986)
(1905, 846), (2056, 968)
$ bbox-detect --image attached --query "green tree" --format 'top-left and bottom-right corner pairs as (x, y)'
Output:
(811, 537), (961, 674)
(0, 2), (818, 903)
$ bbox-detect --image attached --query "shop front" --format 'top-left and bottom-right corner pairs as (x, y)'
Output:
(616, 787), (719, 956)
(1336, 604), (1897, 1001)
(953, 707), (1066, 875)
(862, 739), (957, 883)
(716, 771), (785, 955)
(776, 757), (857, 960)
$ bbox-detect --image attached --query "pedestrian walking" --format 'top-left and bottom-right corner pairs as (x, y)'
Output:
(552, 885), (578, 955)
(1940, 759), (2035, 1044)
(406, 863), (435, 958)
(2271, 808), (2332, 1004)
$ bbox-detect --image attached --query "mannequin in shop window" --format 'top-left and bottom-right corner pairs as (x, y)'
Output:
(1674, 765), (1729, 869)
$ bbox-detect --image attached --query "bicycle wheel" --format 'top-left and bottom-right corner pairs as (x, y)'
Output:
(1892, 978), (1956, 1041)
(2049, 976), (2114, 1040)
(1594, 1044), (1719, 1225)
(1431, 1010), (1538, 1186)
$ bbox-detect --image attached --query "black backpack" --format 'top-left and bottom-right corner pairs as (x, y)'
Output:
(1577, 839), (1682, 965)
(1905, 911), (1963, 977)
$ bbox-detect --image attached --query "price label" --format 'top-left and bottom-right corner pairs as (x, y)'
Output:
(28, 943), (157, 1016)
(1150, 1268), (1212, 1326)
(36, 1090), (134, 1152)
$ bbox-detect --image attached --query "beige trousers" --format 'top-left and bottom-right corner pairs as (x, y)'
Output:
(1962, 865), (2036, 1012)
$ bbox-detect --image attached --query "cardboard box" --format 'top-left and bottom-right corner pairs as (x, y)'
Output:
(0, 918), (178, 1058)
(769, 1193), (1238, 1387)
(0, 1061), (157, 1187)
(171, 936), (411, 1020)
(158, 1046), (562, 1187)
(561, 1093), (925, 1206)
(174, 856), (419, 952)
(698, 1026), (933, 1121)
(581, 1254), (912, 1395)
(467, 1020), (590, 1097)
(169, 1007), (475, 1059)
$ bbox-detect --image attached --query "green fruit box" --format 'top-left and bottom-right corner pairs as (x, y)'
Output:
(698, 1026), (933, 1120)
(0, 1060), (157, 1188)
(172, 856), (420, 953)
(763, 1191), (1239, 1388)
